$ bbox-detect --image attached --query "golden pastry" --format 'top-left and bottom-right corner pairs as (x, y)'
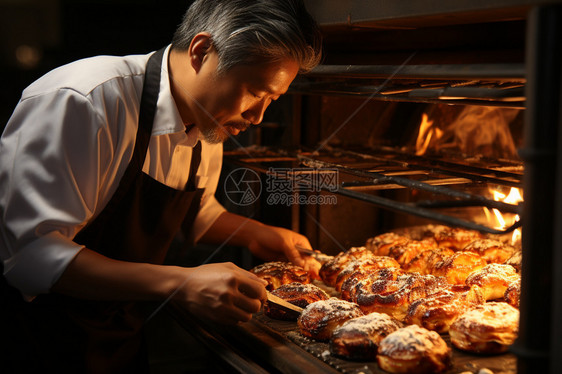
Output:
(465, 263), (520, 301)
(264, 282), (329, 321)
(251, 261), (310, 291)
(449, 301), (519, 354)
(330, 312), (403, 361)
(377, 325), (452, 374)
(297, 298), (364, 341)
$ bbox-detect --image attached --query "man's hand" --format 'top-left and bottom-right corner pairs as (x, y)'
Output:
(174, 262), (268, 324)
(246, 224), (321, 276)
(200, 212), (321, 276)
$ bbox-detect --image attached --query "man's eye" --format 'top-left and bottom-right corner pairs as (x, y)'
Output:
(251, 92), (264, 100)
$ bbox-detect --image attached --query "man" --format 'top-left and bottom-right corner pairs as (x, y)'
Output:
(0, 0), (322, 372)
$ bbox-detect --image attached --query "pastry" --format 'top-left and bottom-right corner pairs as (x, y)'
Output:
(404, 284), (485, 333)
(504, 278), (521, 308)
(402, 247), (454, 275)
(264, 282), (329, 321)
(298, 298), (364, 341)
(387, 240), (437, 266)
(463, 238), (517, 264)
(431, 251), (487, 285)
(334, 256), (400, 292)
(465, 263), (520, 301)
(366, 232), (410, 256)
(251, 261), (310, 291)
(354, 270), (447, 320)
(449, 301), (519, 354)
(330, 312), (403, 361)
(377, 325), (452, 374)
(505, 250), (522, 272)
(319, 246), (374, 287)
(432, 226), (485, 251)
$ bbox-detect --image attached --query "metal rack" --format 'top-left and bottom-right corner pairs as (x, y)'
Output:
(224, 144), (523, 235)
(290, 63), (526, 108)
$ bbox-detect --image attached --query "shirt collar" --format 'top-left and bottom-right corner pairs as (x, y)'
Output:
(151, 44), (191, 138)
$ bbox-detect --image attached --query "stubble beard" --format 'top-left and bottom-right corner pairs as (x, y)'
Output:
(199, 121), (250, 144)
(199, 124), (228, 144)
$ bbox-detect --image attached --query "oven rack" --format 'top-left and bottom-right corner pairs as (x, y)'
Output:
(289, 63), (526, 108)
(223, 145), (523, 235)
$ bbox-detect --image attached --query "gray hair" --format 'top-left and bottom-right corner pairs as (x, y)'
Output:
(171, 0), (322, 74)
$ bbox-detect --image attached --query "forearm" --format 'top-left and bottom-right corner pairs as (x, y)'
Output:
(51, 247), (268, 325)
(51, 247), (186, 301)
(199, 211), (316, 271)
(198, 211), (264, 248)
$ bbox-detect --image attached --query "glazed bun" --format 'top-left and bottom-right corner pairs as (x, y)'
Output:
(431, 251), (487, 285)
(377, 325), (452, 374)
(251, 261), (310, 291)
(465, 263), (520, 301)
(297, 298), (364, 341)
(330, 312), (403, 361)
(354, 271), (447, 321)
(432, 226), (485, 251)
(462, 238), (517, 264)
(504, 278), (521, 308)
(319, 247), (374, 287)
(366, 233), (410, 256)
(264, 282), (329, 321)
(449, 302), (519, 354)
(402, 247), (454, 275)
(404, 284), (485, 333)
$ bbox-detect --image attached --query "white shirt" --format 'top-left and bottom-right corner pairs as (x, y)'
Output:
(0, 45), (226, 297)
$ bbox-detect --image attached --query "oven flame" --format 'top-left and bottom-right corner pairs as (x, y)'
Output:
(415, 113), (443, 155)
(413, 107), (520, 159)
(484, 187), (523, 244)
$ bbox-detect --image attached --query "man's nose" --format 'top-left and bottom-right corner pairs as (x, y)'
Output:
(242, 100), (269, 125)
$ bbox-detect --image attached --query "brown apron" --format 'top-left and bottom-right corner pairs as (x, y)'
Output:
(1, 47), (205, 373)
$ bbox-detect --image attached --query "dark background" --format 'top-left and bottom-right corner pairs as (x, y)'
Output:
(0, 0), (193, 127)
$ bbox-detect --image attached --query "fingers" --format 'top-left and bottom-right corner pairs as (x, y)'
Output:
(220, 268), (267, 322)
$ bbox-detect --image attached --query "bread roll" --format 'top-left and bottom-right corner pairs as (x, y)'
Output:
(432, 226), (485, 251)
(297, 298), (364, 341)
(366, 232), (410, 256)
(330, 312), (403, 360)
(449, 301), (519, 354)
(264, 282), (329, 321)
(354, 270), (447, 321)
(465, 263), (520, 301)
(402, 247), (454, 275)
(319, 247), (373, 287)
(431, 251), (487, 285)
(463, 238), (517, 264)
(251, 261), (310, 291)
(404, 284), (485, 333)
(377, 325), (452, 374)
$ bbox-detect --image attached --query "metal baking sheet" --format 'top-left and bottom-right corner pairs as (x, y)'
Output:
(254, 312), (517, 374)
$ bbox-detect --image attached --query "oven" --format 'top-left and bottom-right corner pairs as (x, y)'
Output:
(169, 1), (562, 373)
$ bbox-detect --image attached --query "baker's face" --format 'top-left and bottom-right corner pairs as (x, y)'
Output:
(192, 51), (299, 144)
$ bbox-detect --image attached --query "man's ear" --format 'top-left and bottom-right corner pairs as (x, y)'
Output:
(188, 32), (212, 73)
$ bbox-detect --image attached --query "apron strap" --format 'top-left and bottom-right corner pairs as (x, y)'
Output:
(186, 141), (202, 191)
(111, 47), (166, 205)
